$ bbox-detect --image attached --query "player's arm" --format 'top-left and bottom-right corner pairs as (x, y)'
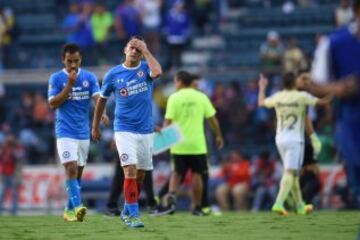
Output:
(48, 70), (77, 109)
(132, 39), (162, 79)
(92, 97), (107, 141)
(163, 118), (172, 127)
(206, 116), (224, 149)
(92, 94), (110, 126)
(257, 74), (268, 107)
(305, 115), (321, 157)
(315, 94), (333, 106)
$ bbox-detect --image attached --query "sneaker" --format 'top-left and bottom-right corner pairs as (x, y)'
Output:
(271, 203), (289, 216)
(128, 217), (144, 228)
(75, 205), (87, 222)
(192, 207), (205, 216)
(297, 204), (313, 215)
(149, 204), (176, 217)
(201, 207), (212, 216)
(63, 209), (77, 222)
(104, 208), (121, 217)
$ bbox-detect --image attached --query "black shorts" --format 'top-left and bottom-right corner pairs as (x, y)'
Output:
(172, 154), (208, 175)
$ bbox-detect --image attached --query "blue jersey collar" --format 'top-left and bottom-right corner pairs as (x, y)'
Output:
(62, 68), (82, 76)
(122, 62), (141, 70)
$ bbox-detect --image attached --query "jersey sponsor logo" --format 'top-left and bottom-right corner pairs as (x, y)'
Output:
(62, 151), (71, 159)
(120, 88), (128, 96)
(137, 71), (144, 78)
(127, 82), (148, 96)
(120, 153), (128, 162)
(82, 80), (89, 88)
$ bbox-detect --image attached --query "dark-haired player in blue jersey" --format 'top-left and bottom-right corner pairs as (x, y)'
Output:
(92, 36), (162, 228)
(302, 0), (360, 209)
(48, 43), (109, 222)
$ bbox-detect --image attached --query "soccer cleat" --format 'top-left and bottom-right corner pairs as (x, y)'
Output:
(128, 217), (144, 228)
(63, 209), (77, 222)
(296, 204), (313, 215)
(75, 205), (87, 222)
(120, 211), (131, 225)
(271, 203), (289, 216)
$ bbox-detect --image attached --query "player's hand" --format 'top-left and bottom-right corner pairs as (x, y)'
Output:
(310, 133), (322, 158)
(258, 74), (268, 89)
(92, 127), (101, 142)
(101, 114), (110, 127)
(334, 75), (358, 98)
(131, 39), (148, 54)
(154, 126), (162, 133)
(216, 136), (224, 150)
(68, 69), (77, 86)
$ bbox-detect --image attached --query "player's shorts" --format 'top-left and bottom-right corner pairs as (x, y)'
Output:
(276, 140), (304, 171)
(171, 154), (208, 175)
(114, 132), (153, 170)
(56, 138), (90, 166)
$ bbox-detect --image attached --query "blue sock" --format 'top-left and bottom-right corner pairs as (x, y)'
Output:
(127, 203), (140, 218)
(66, 179), (81, 208)
(66, 179), (81, 210)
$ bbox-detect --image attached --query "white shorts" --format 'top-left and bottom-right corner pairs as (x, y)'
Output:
(114, 132), (154, 170)
(276, 140), (304, 171)
(56, 138), (90, 166)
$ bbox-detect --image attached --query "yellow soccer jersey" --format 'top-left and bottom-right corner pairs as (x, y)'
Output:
(264, 90), (318, 143)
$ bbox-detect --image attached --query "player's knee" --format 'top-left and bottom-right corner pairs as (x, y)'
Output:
(64, 161), (78, 178)
(123, 165), (137, 178)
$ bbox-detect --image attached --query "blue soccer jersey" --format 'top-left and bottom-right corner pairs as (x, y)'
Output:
(48, 68), (100, 139)
(100, 61), (154, 134)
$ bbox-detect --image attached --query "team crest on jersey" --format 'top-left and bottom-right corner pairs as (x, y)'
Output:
(137, 71), (144, 78)
(120, 153), (128, 162)
(119, 88), (128, 96)
(82, 80), (89, 88)
(62, 151), (70, 159)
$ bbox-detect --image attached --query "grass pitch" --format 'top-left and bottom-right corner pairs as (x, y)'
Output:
(0, 211), (358, 240)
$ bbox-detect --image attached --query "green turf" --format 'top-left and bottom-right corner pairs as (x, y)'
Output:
(0, 211), (358, 240)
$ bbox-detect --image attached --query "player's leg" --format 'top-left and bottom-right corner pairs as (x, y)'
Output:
(199, 156), (212, 215)
(143, 170), (157, 212)
(106, 159), (123, 216)
(272, 142), (293, 216)
(115, 132), (142, 227)
(72, 139), (90, 221)
(189, 155), (205, 215)
(335, 125), (360, 209)
(166, 155), (187, 211)
(57, 138), (81, 222)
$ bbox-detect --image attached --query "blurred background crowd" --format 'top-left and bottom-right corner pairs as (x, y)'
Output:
(0, 0), (354, 213)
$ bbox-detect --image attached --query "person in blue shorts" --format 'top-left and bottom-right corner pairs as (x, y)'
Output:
(301, 0), (360, 209)
(48, 43), (109, 222)
(92, 36), (162, 228)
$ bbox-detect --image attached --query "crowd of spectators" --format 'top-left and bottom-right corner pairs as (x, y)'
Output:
(0, 0), (352, 211)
